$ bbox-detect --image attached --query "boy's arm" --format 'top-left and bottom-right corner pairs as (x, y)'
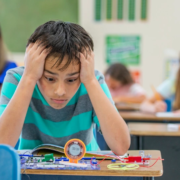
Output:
(80, 52), (130, 155)
(0, 43), (49, 147)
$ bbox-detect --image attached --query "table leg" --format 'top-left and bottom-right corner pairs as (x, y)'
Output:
(138, 136), (143, 150)
(143, 177), (154, 180)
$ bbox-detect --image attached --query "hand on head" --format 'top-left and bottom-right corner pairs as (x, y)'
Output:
(24, 42), (96, 86)
(79, 50), (96, 86)
(24, 42), (51, 82)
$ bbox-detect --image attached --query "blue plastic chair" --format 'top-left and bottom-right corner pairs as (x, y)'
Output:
(0, 144), (20, 180)
(164, 99), (172, 112)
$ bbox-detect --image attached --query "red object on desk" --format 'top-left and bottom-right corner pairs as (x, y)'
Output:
(124, 156), (150, 163)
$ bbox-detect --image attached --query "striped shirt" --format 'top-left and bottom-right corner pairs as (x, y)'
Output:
(0, 67), (114, 151)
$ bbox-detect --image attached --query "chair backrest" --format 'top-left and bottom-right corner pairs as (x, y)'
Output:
(0, 144), (20, 180)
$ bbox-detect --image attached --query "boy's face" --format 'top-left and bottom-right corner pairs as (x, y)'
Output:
(37, 55), (81, 109)
(105, 75), (122, 90)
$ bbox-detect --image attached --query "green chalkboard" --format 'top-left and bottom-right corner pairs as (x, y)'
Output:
(0, 0), (78, 52)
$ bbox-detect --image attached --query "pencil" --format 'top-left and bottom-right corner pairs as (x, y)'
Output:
(151, 85), (162, 101)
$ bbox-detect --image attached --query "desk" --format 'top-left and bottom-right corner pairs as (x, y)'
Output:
(128, 123), (180, 180)
(115, 103), (140, 111)
(21, 150), (163, 180)
(120, 111), (180, 122)
(128, 123), (180, 136)
(97, 111), (180, 151)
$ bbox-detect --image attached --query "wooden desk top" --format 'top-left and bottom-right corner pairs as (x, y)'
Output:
(128, 123), (180, 136)
(120, 111), (180, 121)
(21, 150), (163, 177)
(115, 103), (140, 111)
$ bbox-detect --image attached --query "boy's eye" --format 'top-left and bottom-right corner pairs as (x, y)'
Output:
(45, 77), (54, 81)
(68, 78), (78, 83)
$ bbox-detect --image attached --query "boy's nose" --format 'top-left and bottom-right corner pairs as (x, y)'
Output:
(55, 84), (66, 96)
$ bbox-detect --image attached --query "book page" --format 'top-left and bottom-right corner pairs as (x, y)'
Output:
(156, 112), (180, 117)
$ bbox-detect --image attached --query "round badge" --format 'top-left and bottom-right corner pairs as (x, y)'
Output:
(64, 139), (86, 163)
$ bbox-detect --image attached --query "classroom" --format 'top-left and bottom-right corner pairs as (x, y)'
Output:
(0, 0), (179, 179)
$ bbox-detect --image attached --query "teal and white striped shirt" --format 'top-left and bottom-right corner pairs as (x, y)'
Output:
(0, 67), (114, 151)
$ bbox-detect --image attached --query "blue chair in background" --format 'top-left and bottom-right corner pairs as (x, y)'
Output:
(0, 144), (20, 180)
(164, 99), (172, 112)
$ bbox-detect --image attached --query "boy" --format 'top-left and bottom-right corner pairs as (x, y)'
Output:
(0, 21), (130, 155)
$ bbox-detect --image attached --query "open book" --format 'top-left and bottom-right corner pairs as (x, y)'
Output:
(32, 144), (126, 159)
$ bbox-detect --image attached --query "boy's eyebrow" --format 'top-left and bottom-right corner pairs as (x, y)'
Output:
(67, 72), (80, 76)
(44, 69), (58, 75)
(44, 70), (80, 76)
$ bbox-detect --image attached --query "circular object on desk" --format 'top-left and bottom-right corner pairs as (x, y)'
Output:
(107, 163), (139, 170)
(64, 139), (86, 163)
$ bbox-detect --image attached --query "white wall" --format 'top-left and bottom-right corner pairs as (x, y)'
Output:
(8, 52), (24, 67)
(79, 0), (180, 95)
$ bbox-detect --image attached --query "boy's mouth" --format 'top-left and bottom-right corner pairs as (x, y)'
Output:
(51, 98), (68, 104)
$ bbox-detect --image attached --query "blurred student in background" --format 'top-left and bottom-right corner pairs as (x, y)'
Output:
(105, 63), (146, 104)
(140, 66), (180, 113)
(0, 26), (17, 89)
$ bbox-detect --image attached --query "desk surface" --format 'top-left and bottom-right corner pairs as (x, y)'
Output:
(115, 103), (140, 111)
(128, 123), (180, 136)
(120, 111), (180, 121)
(21, 150), (163, 177)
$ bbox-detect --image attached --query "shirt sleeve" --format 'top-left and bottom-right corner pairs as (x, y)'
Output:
(129, 83), (146, 96)
(157, 76), (176, 99)
(0, 69), (20, 116)
(92, 70), (117, 133)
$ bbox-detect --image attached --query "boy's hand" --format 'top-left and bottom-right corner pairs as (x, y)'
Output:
(80, 51), (96, 86)
(23, 42), (50, 82)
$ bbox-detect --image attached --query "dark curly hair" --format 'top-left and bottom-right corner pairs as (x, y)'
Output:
(27, 20), (94, 70)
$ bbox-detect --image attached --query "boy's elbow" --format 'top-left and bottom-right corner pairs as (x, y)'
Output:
(114, 137), (131, 156)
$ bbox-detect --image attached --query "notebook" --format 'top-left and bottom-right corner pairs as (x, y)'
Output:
(29, 144), (127, 159)
(156, 112), (180, 118)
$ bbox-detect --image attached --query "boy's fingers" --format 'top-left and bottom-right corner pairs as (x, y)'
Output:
(91, 51), (94, 59)
(30, 41), (44, 56)
(27, 42), (39, 56)
(26, 43), (33, 52)
(33, 41), (40, 50)
(40, 48), (50, 59)
(36, 43), (46, 55)
(79, 53), (85, 63)
(86, 51), (94, 62)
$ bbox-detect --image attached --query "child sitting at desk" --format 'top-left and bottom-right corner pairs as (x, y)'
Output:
(0, 21), (130, 155)
(105, 63), (146, 104)
(140, 67), (180, 113)
(0, 26), (17, 89)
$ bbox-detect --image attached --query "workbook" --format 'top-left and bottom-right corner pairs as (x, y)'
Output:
(31, 144), (125, 159)
(156, 112), (180, 118)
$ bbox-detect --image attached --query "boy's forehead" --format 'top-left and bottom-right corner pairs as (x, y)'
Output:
(45, 55), (80, 73)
